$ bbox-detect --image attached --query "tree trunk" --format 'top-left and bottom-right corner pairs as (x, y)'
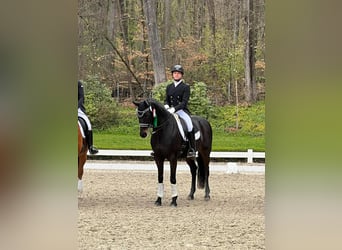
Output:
(206, 0), (217, 80)
(244, 0), (256, 104)
(142, 0), (166, 85)
(162, 0), (171, 66)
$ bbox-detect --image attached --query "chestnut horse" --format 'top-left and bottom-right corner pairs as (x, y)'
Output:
(78, 121), (87, 192)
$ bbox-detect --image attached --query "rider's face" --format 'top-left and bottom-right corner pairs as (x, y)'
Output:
(172, 71), (182, 81)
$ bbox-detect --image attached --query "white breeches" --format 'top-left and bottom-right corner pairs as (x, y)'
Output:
(176, 110), (193, 132)
(78, 108), (92, 130)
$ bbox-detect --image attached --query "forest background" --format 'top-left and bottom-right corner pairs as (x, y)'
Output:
(78, 0), (265, 152)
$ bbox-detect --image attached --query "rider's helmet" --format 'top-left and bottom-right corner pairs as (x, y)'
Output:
(171, 65), (184, 74)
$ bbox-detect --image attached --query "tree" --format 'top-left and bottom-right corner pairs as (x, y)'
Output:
(244, 0), (257, 104)
(142, 0), (166, 85)
(78, 0), (265, 103)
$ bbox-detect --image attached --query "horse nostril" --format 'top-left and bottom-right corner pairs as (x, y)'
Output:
(140, 130), (147, 138)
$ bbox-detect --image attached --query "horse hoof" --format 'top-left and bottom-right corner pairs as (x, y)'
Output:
(187, 195), (194, 200)
(155, 197), (162, 206)
(204, 196), (210, 201)
(170, 201), (177, 207)
(170, 196), (177, 207)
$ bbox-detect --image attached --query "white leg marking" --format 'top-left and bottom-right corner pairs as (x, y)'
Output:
(171, 184), (178, 197)
(157, 183), (164, 197)
(78, 179), (83, 192)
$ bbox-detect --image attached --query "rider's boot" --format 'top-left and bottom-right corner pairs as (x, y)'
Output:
(187, 129), (196, 159)
(86, 130), (99, 154)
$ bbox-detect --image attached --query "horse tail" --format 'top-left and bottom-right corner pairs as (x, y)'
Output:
(197, 153), (205, 189)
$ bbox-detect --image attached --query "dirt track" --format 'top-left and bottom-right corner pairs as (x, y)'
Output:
(78, 169), (265, 249)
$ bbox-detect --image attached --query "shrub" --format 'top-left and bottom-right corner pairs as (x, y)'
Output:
(151, 81), (213, 118)
(82, 76), (118, 130)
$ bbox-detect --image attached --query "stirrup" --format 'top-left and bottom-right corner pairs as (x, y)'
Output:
(89, 146), (99, 154)
(187, 149), (196, 158)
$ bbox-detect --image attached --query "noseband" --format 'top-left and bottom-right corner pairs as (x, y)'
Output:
(136, 106), (153, 128)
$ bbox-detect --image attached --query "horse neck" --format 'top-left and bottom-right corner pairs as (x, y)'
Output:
(153, 103), (171, 124)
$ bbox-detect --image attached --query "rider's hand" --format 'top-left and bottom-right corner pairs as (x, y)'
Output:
(164, 104), (170, 109)
(167, 107), (175, 113)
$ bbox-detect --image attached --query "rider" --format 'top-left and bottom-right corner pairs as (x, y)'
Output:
(164, 65), (196, 159)
(78, 80), (99, 154)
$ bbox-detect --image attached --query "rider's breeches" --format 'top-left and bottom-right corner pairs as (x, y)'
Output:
(176, 110), (193, 132)
(78, 108), (92, 130)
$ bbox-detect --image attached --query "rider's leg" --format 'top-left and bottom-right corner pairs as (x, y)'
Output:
(177, 110), (196, 158)
(78, 109), (98, 154)
(86, 130), (98, 154)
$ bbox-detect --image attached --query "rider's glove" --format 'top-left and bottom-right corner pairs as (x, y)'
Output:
(167, 107), (175, 113)
(164, 104), (170, 109)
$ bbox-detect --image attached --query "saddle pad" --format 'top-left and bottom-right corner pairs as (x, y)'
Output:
(172, 113), (200, 141)
(78, 121), (86, 138)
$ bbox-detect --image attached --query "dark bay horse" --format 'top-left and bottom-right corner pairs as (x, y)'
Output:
(133, 98), (212, 206)
(78, 121), (87, 192)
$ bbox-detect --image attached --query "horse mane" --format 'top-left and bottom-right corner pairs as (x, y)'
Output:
(148, 98), (167, 112)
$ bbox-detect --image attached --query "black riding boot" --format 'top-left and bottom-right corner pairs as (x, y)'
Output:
(86, 130), (99, 154)
(187, 129), (196, 159)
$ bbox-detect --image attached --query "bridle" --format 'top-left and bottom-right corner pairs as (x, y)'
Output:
(136, 106), (153, 128)
(136, 104), (172, 133)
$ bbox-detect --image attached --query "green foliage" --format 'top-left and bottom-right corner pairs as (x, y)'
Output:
(152, 81), (213, 119)
(188, 82), (213, 119)
(210, 101), (265, 137)
(93, 101), (265, 151)
(82, 76), (118, 130)
(151, 81), (169, 102)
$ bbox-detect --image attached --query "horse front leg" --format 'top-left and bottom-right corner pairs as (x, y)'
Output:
(169, 157), (178, 207)
(186, 158), (197, 200)
(78, 157), (85, 193)
(155, 158), (164, 206)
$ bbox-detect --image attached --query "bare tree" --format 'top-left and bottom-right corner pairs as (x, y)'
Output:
(244, 0), (257, 104)
(142, 0), (166, 85)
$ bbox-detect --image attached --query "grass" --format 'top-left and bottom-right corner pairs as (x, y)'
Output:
(94, 131), (264, 151)
(93, 101), (265, 152)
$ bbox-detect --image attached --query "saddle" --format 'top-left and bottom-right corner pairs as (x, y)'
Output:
(78, 117), (88, 138)
(172, 114), (200, 141)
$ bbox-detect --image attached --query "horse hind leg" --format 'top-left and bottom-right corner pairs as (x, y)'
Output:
(196, 154), (205, 189)
(197, 152), (210, 200)
(186, 158), (198, 200)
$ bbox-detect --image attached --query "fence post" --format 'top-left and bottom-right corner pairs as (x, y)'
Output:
(247, 149), (253, 163)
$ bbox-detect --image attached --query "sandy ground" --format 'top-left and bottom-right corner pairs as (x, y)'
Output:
(78, 169), (265, 249)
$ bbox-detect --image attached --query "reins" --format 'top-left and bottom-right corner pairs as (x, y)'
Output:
(151, 117), (171, 134)
(136, 104), (172, 133)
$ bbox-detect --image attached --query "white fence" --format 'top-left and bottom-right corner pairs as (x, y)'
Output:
(90, 149), (265, 164)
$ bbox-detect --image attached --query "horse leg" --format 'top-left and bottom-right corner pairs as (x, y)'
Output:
(201, 152), (211, 200)
(78, 158), (84, 193)
(169, 157), (178, 207)
(196, 152), (211, 200)
(155, 158), (164, 206)
(78, 151), (86, 193)
(186, 158), (198, 200)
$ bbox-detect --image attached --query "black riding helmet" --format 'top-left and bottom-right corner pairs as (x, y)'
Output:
(171, 64), (184, 74)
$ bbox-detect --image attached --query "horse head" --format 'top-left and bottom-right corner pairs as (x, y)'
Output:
(133, 99), (153, 138)
(133, 98), (170, 138)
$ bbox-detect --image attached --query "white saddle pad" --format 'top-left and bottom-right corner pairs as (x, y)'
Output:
(172, 113), (200, 141)
(78, 121), (86, 138)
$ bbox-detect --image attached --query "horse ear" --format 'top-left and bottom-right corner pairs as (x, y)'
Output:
(133, 100), (139, 107)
